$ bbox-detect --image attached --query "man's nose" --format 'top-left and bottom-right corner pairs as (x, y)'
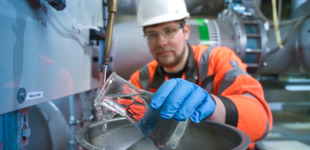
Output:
(157, 33), (168, 46)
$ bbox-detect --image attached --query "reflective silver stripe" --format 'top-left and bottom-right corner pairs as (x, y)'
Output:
(218, 61), (248, 96)
(201, 75), (214, 93)
(199, 46), (214, 91)
(258, 121), (270, 141)
(139, 65), (149, 91)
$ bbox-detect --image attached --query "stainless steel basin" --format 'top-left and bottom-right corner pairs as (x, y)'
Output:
(75, 117), (250, 150)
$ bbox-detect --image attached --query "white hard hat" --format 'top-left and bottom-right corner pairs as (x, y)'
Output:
(137, 0), (190, 27)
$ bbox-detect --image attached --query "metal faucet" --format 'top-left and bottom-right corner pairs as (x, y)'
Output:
(102, 0), (117, 82)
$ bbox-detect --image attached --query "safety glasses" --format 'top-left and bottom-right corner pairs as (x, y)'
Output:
(144, 25), (183, 42)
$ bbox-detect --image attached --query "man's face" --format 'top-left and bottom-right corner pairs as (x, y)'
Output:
(144, 21), (190, 69)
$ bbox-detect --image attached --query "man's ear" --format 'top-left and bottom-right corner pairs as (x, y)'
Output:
(183, 23), (190, 40)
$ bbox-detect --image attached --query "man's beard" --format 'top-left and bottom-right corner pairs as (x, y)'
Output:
(156, 45), (187, 69)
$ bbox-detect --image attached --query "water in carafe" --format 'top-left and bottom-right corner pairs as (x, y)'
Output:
(94, 72), (189, 149)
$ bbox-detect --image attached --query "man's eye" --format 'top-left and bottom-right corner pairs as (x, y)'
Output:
(148, 33), (158, 38)
(165, 29), (174, 35)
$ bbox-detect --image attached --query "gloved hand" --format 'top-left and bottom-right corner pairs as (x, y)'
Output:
(150, 78), (216, 123)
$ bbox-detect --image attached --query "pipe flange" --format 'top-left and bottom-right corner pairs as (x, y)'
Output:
(218, 9), (247, 59)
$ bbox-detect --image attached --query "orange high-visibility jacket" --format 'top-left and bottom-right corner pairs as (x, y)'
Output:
(129, 44), (273, 146)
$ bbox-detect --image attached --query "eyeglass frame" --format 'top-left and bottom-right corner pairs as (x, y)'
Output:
(143, 24), (184, 42)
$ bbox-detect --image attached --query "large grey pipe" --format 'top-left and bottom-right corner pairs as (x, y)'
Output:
(260, 0), (310, 74)
(111, 1), (310, 79)
(261, 19), (310, 74)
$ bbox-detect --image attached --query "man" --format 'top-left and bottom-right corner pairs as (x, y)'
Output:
(129, 0), (273, 148)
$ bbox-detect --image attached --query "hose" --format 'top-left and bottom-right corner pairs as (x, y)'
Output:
(253, 0), (310, 52)
(269, 15), (310, 54)
(253, 0), (308, 26)
(271, 0), (283, 49)
(278, 0), (282, 20)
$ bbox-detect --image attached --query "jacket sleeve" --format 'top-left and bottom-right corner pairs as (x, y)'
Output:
(208, 47), (273, 142)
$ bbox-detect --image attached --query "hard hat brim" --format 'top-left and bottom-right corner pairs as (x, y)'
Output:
(137, 13), (190, 27)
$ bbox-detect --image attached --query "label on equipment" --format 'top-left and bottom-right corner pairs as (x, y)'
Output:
(196, 19), (210, 46)
(26, 91), (43, 100)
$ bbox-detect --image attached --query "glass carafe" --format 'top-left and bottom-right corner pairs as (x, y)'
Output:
(94, 72), (190, 149)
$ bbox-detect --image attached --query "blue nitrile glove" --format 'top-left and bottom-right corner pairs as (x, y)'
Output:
(150, 78), (216, 123)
